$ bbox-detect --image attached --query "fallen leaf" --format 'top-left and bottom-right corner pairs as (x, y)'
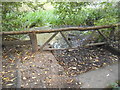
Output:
(23, 77), (27, 80)
(71, 67), (77, 69)
(45, 71), (47, 74)
(3, 66), (5, 68)
(106, 74), (110, 77)
(32, 65), (35, 67)
(32, 77), (36, 79)
(3, 77), (10, 81)
(10, 77), (16, 81)
(6, 83), (14, 86)
(34, 82), (37, 84)
(67, 79), (73, 83)
(95, 59), (99, 62)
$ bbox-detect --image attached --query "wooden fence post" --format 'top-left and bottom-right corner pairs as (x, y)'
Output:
(29, 33), (38, 52)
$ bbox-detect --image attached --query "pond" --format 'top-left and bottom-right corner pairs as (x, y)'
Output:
(25, 25), (95, 48)
(24, 26), (61, 48)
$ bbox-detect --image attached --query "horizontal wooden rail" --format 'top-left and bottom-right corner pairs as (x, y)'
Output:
(2, 40), (31, 46)
(42, 41), (119, 51)
(42, 42), (106, 51)
(1, 23), (120, 35)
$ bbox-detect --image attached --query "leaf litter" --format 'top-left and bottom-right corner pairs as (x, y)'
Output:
(53, 46), (118, 76)
(2, 45), (80, 88)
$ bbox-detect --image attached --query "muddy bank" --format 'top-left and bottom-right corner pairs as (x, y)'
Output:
(53, 46), (118, 76)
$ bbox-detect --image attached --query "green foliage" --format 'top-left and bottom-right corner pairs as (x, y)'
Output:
(52, 2), (118, 26)
(94, 2), (119, 25)
(107, 80), (120, 89)
(2, 2), (22, 16)
(2, 2), (55, 31)
(21, 11), (44, 28)
(2, 11), (24, 31)
(24, 2), (46, 11)
(51, 2), (119, 42)
(52, 2), (90, 25)
(21, 9), (57, 28)
(2, 2), (23, 32)
(2, 2), (119, 33)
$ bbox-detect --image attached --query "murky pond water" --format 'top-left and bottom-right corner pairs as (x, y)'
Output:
(25, 26), (96, 48)
(25, 26), (61, 47)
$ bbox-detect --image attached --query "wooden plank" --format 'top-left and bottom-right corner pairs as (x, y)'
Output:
(39, 32), (58, 51)
(42, 42), (106, 51)
(2, 40), (31, 46)
(29, 33), (38, 52)
(2, 35), (19, 40)
(1, 23), (120, 35)
(60, 32), (72, 48)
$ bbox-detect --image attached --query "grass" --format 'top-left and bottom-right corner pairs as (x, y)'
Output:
(106, 80), (120, 89)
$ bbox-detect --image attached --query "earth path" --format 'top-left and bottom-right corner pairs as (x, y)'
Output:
(74, 62), (118, 88)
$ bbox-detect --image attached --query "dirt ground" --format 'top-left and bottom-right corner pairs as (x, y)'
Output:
(2, 44), (119, 88)
(74, 62), (118, 88)
(2, 45), (80, 88)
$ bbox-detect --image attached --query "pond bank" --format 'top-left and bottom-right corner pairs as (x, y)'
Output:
(53, 46), (118, 76)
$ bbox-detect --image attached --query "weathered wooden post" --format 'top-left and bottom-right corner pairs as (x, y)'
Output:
(29, 33), (38, 52)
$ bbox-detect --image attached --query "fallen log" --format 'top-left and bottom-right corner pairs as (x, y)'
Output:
(1, 23), (120, 35)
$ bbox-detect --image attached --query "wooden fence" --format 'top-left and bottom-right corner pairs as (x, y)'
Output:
(1, 23), (120, 52)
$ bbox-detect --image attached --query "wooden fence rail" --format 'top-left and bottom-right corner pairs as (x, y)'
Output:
(1, 23), (120, 35)
(1, 23), (120, 52)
